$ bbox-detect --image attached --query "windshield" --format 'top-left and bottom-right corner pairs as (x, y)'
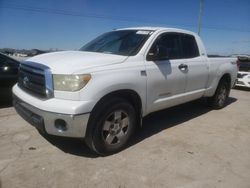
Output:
(80, 30), (153, 56)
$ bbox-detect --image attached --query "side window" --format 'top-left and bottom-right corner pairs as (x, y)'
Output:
(181, 34), (200, 58)
(148, 33), (182, 60)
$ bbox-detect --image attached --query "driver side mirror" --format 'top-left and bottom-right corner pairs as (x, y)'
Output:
(147, 45), (169, 61)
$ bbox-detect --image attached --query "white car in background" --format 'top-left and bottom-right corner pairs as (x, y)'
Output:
(236, 56), (250, 88)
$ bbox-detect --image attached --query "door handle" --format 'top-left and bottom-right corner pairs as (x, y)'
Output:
(178, 64), (188, 71)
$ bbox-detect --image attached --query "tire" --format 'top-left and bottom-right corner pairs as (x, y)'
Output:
(207, 79), (230, 109)
(85, 97), (136, 155)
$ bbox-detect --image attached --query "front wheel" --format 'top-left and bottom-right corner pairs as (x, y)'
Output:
(207, 79), (230, 109)
(85, 98), (136, 155)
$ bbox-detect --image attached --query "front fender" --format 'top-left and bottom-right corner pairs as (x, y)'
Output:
(79, 67), (147, 115)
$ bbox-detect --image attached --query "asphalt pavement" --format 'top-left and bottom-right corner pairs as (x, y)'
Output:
(0, 88), (249, 188)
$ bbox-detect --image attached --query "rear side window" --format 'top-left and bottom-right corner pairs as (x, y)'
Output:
(181, 34), (200, 58)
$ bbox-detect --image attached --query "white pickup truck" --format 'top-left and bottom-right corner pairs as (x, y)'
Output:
(13, 27), (238, 154)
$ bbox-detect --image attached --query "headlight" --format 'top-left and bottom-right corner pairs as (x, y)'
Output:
(53, 74), (91, 91)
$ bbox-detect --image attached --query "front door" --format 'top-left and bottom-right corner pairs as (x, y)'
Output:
(145, 32), (187, 114)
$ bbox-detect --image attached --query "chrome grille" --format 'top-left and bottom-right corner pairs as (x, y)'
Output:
(18, 62), (53, 98)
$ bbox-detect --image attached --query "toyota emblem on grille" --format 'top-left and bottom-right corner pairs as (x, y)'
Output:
(23, 76), (29, 86)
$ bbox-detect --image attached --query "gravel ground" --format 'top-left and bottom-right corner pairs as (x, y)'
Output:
(0, 88), (249, 188)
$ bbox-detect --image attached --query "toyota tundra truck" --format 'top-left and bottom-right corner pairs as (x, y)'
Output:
(13, 27), (238, 154)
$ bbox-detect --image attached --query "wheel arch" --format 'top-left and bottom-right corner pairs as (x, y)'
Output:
(212, 73), (232, 96)
(85, 89), (143, 145)
(205, 72), (232, 97)
(219, 73), (231, 87)
(91, 89), (143, 121)
(206, 73), (232, 109)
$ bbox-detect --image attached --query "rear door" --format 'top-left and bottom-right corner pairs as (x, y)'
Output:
(180, 34), (208, 93)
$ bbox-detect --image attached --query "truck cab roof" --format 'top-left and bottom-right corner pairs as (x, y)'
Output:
(117, 27), (198, 36)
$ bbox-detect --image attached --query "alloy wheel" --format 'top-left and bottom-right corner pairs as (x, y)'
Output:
(217, 85), (227, 106)
(102, 110), (130, 145)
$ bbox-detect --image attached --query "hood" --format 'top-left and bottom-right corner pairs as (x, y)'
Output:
(26, 51), (127, 74)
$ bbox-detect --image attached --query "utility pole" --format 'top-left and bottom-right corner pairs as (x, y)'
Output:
(198, 0), (204, 36)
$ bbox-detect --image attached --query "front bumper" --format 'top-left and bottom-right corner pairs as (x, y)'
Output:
(236, 72), (250, 88)
(236, 79), (250, 88)
(13, 95), (90, 138)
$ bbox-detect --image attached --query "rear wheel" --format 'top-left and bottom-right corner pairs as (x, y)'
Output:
(207, 79), (230, 109)
(85, 98), (136, 155)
